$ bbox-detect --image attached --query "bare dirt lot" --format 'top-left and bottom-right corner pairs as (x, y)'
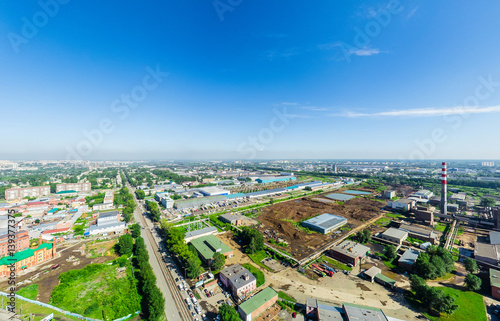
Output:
(256, 196), (385, 260)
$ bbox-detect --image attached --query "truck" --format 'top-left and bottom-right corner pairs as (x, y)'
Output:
(321, 263), (336, 274)
(312, 264), (333, 277)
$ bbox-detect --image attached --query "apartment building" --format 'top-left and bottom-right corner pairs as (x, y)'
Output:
(56, 182), (91, 193)
(5, 186), (50, 201)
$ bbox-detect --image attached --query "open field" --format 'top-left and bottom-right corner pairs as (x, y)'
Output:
(50, 261), (141, 320)
(0, 240), (117, 303)
(255, 195), (385, 260)
(406, 287), (487, 321)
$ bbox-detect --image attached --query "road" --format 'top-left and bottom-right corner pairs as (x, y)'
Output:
(125, 177), (193, 321)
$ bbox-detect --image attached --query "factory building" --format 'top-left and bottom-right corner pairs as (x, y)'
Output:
(219, 213), (242, 226)
(198, 186), (230, 196)
(399, 224), (438, 244)
(189, 235), (233, 263)
(398, 249), (420, 271)
(387, 198), (415, 211)
(379, 228), (408, 245)
(301, 213), (347, 234)
(381, 190), (396, 199)
(327, 240), (369, 267)
(255, 176), (296, 184)
(410, 189), (434, 200)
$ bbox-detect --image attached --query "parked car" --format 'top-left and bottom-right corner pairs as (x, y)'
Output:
(292, 312), (297, 318)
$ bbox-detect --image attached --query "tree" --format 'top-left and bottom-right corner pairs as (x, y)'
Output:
(130, 223), (141, 238)
(384, 244), (397, 261)
(135, 189), (146, 199)
(409, 274), (428, 302)
(464, 258), (478, 274)
(219, 303), (240, 321)
(481, 197), (496, 207)
(246, 237), (258, 254)
(212, 252), (226, 271)
(186, 257), (202, 279)
(362, 229), (371, 243)
(116, 234), (133, 256)
(464, 273), (482, 291)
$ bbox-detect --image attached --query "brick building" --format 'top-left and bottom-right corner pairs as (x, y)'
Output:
(0, 242), (56, 278)
(327, 240), (370, 267)
(238, 287), (278, 321)
(220, 264), (257, 299)
(490, 269), (500, 300)
(0, 230), (29, 258)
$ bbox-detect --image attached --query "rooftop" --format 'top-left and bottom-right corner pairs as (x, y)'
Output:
(302, 213), (347, 231)
(399, 249), (420, 266)
(238, 287), (278, 315)
(490, 231), (500, 245)
(184, 226), (217, 239)
(333, 240), (370, 258)
(364, 266), (382, 279)
(343, 302), (388, 321)
(220, 264), (256, 291)
(325, 193), (355, 201)
(490, 269), (500, 288)
(381, 228), (408, 241)
(0, 243), (53, 266)
(399, 225), (437, 239)
(190, 235), (232, 261)
(98, 211), (119, 218)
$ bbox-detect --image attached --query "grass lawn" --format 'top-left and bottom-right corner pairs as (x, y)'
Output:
(385, 212), (404, 219)
(17, 284), (39, 300)
(248, 250), (273, 272)
(7, 300), (82, 321)
(434, 272), (454, 281)
(50, 261), (141, 320)
(278, 291), (296, 302)
(241, 263), (265, 287)
(406, 287), (486, 321)
(321, 256), (352, 271)
(194, 292), (201, 300)
(434, 223), (447, 232)
(375, 217), (391, 227)
(383, 260), (397, 269)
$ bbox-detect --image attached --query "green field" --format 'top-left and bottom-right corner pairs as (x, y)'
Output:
(434, 223), (447, 232)
(17, 284), (39, 300)
(241, 263), (265, 287)
(50, 261), (141, 320)
(5, 299), (82, 321)
(321, 255), (352, 271)
(248, 250), (273, 271)
(278, 291), (296, 302)
(376, 217), (391, 226)
(407, 287), (486, 321)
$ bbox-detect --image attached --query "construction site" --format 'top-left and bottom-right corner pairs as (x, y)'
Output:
(255, 191), (386, 261)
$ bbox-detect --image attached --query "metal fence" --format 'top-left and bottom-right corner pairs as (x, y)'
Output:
(0, 292), (140, 321)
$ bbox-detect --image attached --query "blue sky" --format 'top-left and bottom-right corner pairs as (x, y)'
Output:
(1, 1), (500, 160)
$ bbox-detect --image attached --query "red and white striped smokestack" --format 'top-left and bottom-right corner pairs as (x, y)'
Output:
(441, 162), (447, 215)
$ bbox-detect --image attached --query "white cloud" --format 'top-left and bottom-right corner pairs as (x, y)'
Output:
(302, 106), (328, 111)
(350, 48), (383, 56)
(334, 106), (500, 118)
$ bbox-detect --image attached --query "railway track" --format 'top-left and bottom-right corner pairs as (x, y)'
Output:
(127, 176), (192, 321)
(142, 224), (192, 321)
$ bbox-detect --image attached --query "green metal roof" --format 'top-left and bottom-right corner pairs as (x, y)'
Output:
(190, 235), (232, 261)
(0, 243), (53, 266)
(238, 287), (278, 315)
(490, 269), (500, 288)
(374, 273), (396, 285)
(56, 190), (77, 194)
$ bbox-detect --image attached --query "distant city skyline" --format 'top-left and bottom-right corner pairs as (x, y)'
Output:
(1, 1), (499, 160)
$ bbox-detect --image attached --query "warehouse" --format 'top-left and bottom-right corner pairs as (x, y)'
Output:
(398, 249), (420, 271)
(255, 176), (296, 184)
(174, 195), (226, 209)
(190, 235), (233, 263)
(301, 213), (347, 234)
(198, 186), (230, 196)
(245, 188), (287, 199)
(380, 228), (408, 245)
(325, 193), (355, 201)
(219, 213), (242, 226)
(328, 240), (369, 266)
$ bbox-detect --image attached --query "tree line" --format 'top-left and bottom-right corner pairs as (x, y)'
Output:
(146, 200), (162, 222)
(116, 232), (165, 321)
(114, 187), (136, 222)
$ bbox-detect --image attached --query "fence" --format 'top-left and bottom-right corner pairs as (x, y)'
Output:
(0, 292), (140, 321)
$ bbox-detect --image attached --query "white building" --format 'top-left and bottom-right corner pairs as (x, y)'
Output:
(410, 189), (434, 200)
(387, 198), (415, 211)
(92, 203), (115, 211)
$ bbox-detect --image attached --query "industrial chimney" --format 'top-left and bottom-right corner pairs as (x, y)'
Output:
(441, 162), (447, 215)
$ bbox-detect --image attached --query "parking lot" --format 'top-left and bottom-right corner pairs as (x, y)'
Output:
(262, 257), (287, 272)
